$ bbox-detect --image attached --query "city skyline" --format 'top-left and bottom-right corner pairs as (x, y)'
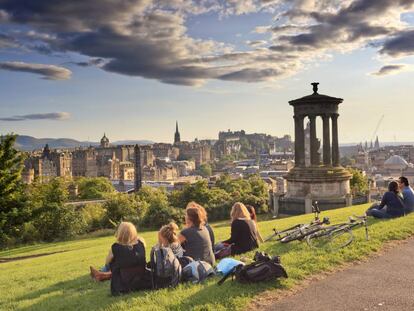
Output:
(1, 1), (414, 143)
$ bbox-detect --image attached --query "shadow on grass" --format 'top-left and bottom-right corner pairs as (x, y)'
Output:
(15, 275), (122, 311)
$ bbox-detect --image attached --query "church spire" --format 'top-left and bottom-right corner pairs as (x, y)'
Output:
(174, 121), (181, 144)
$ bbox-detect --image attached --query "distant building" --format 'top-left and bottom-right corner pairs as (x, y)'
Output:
(174, 121), (181, 144)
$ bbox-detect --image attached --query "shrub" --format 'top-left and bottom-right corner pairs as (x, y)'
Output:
(34, 203), (88, 241)
(139, 186), (184, 228)
(76, 177), (115, 200)
(81, 203), (107, 232)
(104, 193), (147, 226)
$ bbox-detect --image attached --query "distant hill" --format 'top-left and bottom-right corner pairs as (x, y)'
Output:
(14, 135), (153, 151)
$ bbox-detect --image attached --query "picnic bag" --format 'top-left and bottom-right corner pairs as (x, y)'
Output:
(182, 260), (215, 283)
(218, 251), (288, 285)
(150, 246), (182, 289)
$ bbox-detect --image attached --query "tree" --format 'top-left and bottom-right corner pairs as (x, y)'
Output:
(198, 163), (212, 177)
(348, 168), (368, 195)
(76, 177), (115, 200)
(30, 178), (86, 241)
(0, 134), (30, 246)
(140, 186), (184, 228)
(104, 192), (147, 226)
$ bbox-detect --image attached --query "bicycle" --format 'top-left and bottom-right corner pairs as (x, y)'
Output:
(306, 215), (369, 250)
(264, 201), (330, 243)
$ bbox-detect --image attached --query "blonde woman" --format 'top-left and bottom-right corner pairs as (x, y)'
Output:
(158, 222), (184, 258)
(90, 222), (150, 295)
(222, 202), (258, 255)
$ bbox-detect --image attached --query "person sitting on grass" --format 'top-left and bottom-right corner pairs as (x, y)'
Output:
(90, 222), (151, 295)
(158, 222), (184, 258)
(186, 201), (215, 247)
(366, 181), (405, 219)
(245, 205), (264, 243)
(221, 202), (259, 255)
(398, 176), (414, 215)
(178, 204), (215, 265)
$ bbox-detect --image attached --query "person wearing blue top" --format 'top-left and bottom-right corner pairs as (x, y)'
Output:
(398, 176), (414, 214)
(366, 181), (405, 218)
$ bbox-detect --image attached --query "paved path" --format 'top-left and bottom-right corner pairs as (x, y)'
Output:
(259, 238), (414, 311)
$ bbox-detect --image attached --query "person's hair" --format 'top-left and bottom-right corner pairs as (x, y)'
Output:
(159, 222), (179, 245)
(186, 207), (205, 228)
(399, 176), (409, 187)
(230, 202), (251, 222)
(388, 181), (399, 193)
(245, 205), (257, 222)
(115, 222), (140, 246)
(186, 201), (208, 223)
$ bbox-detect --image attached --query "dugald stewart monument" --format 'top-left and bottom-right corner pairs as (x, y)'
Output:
(281, 83), (352, 214)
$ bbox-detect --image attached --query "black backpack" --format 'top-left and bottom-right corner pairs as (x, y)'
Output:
(218, 251), (288, 285)
(150, 246), (182, 289)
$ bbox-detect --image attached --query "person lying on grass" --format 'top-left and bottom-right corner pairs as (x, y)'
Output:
(90, 222), (150, 295)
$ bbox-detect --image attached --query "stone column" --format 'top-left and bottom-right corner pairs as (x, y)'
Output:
(134, 144), (142, 192)
(294, 115), (305, 167)
(309, 115), (318, 165)
(331, 114), (340, 166)
(322, 114), (331, 166)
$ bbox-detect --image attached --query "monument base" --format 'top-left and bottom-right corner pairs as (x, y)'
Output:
(281, 166), (352, 214)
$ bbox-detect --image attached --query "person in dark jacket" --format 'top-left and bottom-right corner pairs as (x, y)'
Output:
(90, 222), (151, 295)
(222, 202), (258, 255)
(366, 181), (405, 218)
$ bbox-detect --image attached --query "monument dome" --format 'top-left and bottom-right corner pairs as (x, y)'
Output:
(384, 155), (408, 170)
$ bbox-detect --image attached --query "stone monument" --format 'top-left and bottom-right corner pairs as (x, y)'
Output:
(281, 83), (352, 214)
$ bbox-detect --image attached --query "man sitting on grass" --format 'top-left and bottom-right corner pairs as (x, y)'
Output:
(398, 176), (414, 215)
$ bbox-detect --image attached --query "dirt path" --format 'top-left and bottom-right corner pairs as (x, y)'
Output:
(0, 250), (69, 263)
(251, 238), (414, 311)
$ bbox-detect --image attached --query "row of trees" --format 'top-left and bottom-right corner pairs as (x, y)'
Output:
(0, 134), (270, 248)
(0, 133), (368, 248)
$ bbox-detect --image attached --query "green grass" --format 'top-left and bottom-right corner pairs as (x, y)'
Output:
(2, 203), (414, 311)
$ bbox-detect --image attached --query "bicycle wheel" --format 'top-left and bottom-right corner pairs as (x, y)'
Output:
(307, 226), (354, 250)
(280, 224), (323, 243)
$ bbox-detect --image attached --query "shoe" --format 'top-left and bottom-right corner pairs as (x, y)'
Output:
(90, 266), (112, 282)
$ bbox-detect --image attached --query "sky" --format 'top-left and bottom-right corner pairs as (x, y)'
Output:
(0, 0), (414, 144)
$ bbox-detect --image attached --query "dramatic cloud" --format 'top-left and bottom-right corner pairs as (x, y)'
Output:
(0, 61), (72, 80)
(380, 30), (414, 57)
(0, 0), (413, 85)
(0, 112), (71, 121)
(371, 64), (408, 76)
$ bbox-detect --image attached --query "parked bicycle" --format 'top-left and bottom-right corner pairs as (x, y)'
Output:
(306, 215), (369, 250)
(264, 201), (330, 243)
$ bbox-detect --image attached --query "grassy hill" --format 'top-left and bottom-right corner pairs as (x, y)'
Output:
(1, 203), (414, 311)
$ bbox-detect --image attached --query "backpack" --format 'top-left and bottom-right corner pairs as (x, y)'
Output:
(218, 251), (288, 285)
(182, 260), (215, 283)
(214, 242), (233, 260)
(150, 246), (182, 289)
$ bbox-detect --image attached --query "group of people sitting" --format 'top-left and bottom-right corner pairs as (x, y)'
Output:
(90, 201), (262, 294)
(366, 176), (414, 219)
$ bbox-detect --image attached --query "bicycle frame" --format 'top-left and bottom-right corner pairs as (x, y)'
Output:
(264, 201), (330, 243)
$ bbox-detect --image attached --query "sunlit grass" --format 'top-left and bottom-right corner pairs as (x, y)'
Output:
(1, 203), (414, 311)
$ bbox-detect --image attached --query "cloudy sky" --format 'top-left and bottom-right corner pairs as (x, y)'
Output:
(0, 0), (414, 144)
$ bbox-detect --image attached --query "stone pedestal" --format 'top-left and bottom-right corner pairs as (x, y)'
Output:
(305, 194), (313, 214)
(282, 166), (352, 214)
(272, 193), (281, 217)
